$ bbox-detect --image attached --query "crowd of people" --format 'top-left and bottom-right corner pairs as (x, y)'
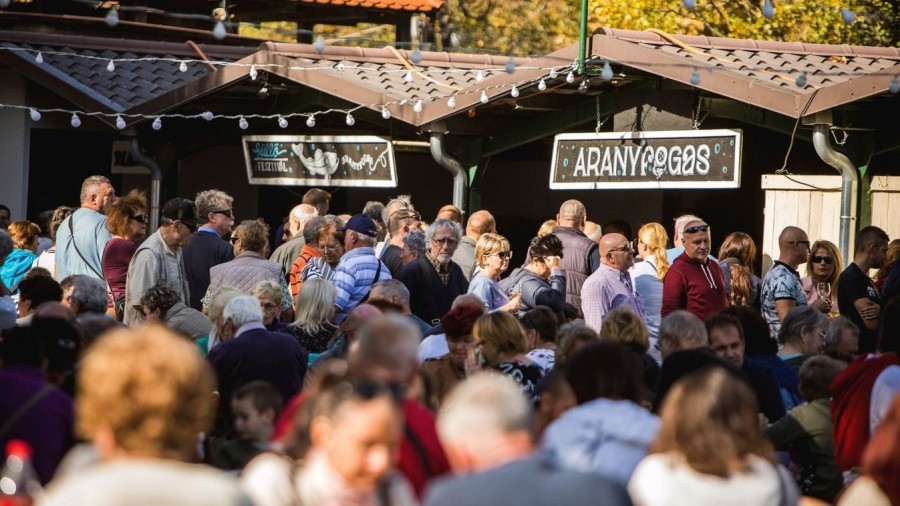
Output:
(1, 177), (899, 505)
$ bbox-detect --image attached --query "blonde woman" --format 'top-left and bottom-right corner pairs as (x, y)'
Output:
(718, 231), (762, 307)
(628, 223), (669, 363)
(1, 220), (40, 294)
(467, 233), (521, 312)
(801, 239), (842, 309)
(283, 278), (338, 354)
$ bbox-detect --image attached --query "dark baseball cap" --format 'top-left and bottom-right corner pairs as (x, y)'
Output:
(162, 198), (200, 231)
(338, 214), (377, 238)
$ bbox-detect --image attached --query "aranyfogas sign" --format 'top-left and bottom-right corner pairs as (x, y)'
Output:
(550, 129), (742, 189)
(242, 135), (397, 187)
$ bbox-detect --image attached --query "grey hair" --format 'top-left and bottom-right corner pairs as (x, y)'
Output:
(223, 295), (263, 328)
(658, 310), (708, 359)
(372, 279), (410, 306)
(437, 373), (532, 449)
(348, 229), (376, 245)
(381, 195), (413, 227)
(403, 230), (426, 256)
(79, 175), (111, 204)
(354, 314), (421, 378)
(71, 275), (109, 314)
(674, 214), (703, 237)
(823, 316), (860, 353)
(0, 230), (12, 264)
(426, 219), (462, 244)
(291, 204), (318, 224)
(194, 189), (233, 220)
(779, 305), (828, 347)
(303, 216), (327, 245)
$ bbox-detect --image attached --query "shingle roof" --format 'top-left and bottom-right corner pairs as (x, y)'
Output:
(592, 28), (900, 118)
(297, 0), (443, 11)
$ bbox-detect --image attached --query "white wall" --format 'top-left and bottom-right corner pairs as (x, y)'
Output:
(0, 70), (29, 219)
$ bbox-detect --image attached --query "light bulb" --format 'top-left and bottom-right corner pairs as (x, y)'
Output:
(476, 70), (485, 83)
(601, 61), (613, 81)
(566, 71), (575, 84)
(447, 96), (456, 108)
(306, 115), (315, 128)
(345, 113), (355, 126)
(115, 115), (126, 130)
(107, 60), (115, 72)
(152, 117), (162, 130)
(29, 108), (41, 121)
(510, 85), (519, 98)
(796, 72), (807, 88)
(70, 113), (81, 128)
(106, 8), (119, 27)
(411, 50), (422, 64)
(314, 36), (326, 53)
(213, 21), (227, 40)
(202, 111), (214, 121)
(413, 100), (423, 113)
(480, 91), (489, 104)
(249, 65), (258, 80)
(405, 71), (413, 83)
(278, 116), (288, 128)
(891, 76), (900, 94)
(549, 68), (558, 79)
(762, 0), (775, 19)
(35, 52), (43, 64)
(841, 8), (856, 24)
(506, 57), (516, 74)
(690, 69), (701, 86)
(381, 106), (391, 119)
(538, 78), (547, 91)
(179, 61), (188, 73)
(239, 116), (248, 130)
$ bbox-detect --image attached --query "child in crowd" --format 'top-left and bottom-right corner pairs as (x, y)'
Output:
(213, 380), (283, 472)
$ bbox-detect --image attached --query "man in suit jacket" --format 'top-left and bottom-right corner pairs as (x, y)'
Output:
(424, 374), (632, 506)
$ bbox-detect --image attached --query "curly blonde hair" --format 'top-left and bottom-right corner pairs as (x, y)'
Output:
(638, 222), (670, 280)
(76, 326), (216, 460)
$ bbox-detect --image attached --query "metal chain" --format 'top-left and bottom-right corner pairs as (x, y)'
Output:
(595, 96), (609, 133)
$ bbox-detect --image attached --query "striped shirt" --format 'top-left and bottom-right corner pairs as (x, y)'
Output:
(331, 247), (392, 323)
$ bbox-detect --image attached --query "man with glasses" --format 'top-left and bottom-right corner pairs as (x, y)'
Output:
(838, 226), (890, 353)
(761, 226), (828, 340)
(661, 218), (728, 321)
(581, 233), (646, 332)
(400, 219), (469, 325)
(124, 198), (198, 326)
(452, 210), (496, 283)
(183, 190), (236, 310)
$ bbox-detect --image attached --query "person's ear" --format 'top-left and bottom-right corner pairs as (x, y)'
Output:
(262, 407), (277, 424)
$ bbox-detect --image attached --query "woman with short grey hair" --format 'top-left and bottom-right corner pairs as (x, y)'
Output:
(777, 305), (828, 374)
(823, 315), (860, 361)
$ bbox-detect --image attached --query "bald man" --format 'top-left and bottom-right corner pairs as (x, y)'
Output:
(581, 233), (645, 332)
(584, 221), (602, 245)
(436, 205), (463, 225)
(452, 210), (496, 282)
(761, 226), (827, 339)
(269, 203), (318, 278)
(661, 218), (728, 321)
(549, 200), (600, 315)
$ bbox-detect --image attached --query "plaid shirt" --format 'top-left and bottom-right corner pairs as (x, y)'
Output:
(427, 252), (452, 285)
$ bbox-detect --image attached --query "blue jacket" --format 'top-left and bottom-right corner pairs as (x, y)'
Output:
(1, 249), (38, 293)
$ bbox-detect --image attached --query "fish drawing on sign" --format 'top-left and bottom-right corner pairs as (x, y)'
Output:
(292, 144), (339, 177)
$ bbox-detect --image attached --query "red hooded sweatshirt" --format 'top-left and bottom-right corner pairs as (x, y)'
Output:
(661, 252), (728, 321)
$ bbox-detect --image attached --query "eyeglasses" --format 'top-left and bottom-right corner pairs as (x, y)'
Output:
(130, 214), (148, 224)
(683, 224), (710, 235)
(790, 240), (811, 249)
(389, 208), (421, 222)
(491, 251), (513, 260)
(260, 302), (279, 311)
(609, 245), (634, 254)
(432, 237), (458, 246)
(211, 209), (234, 218)
(811, 255), (833, 265)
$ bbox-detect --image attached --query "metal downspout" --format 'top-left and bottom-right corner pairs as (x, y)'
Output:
(811, 118), (857, 266)
(130, 138), (162, 231)
(429, 132), (467, 215)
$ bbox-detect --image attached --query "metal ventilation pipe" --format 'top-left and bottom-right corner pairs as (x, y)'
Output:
(130, 138), (162, 231)
(811, 114), (857, 266)
(429, 132), (467, 214)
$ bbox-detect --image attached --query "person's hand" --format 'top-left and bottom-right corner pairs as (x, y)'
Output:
(545, 255), (561, 270)
(464, 346), (482, 376)
(810, 297), (831, 314)
(501, 293), (522, 313)
(860, 303), (880, 321)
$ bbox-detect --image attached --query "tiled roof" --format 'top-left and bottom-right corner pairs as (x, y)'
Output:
(592, 28), (900, 118)
(297, 0), (443, 11)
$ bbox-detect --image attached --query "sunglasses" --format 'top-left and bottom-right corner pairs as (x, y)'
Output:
(609, 245), (634, 254)
(491, 251), (513, 260)
(811, 255), (833, 265)
(683, 224), (710, 234)
(390, 209), (421, 222)
(130, 214), (148, 224)
(790, 240), (811, 248)
(211, 209), (234, 218)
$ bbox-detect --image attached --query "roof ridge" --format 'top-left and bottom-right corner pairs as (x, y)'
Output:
(261, 42), (534, 67)
(596, 27), (900, 58)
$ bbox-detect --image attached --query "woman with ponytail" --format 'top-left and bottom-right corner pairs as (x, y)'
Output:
(717, 232), (761, 308)
(629, 223), (669, 364)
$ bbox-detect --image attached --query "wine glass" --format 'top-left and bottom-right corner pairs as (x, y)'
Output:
(816, 282), (831, 300)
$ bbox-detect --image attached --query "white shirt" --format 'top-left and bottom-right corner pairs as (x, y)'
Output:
(418, 333), (449, 362)
(870, 364), (900, 435)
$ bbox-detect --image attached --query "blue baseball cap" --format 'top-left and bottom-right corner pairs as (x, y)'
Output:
(338, 214), (378, 238)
